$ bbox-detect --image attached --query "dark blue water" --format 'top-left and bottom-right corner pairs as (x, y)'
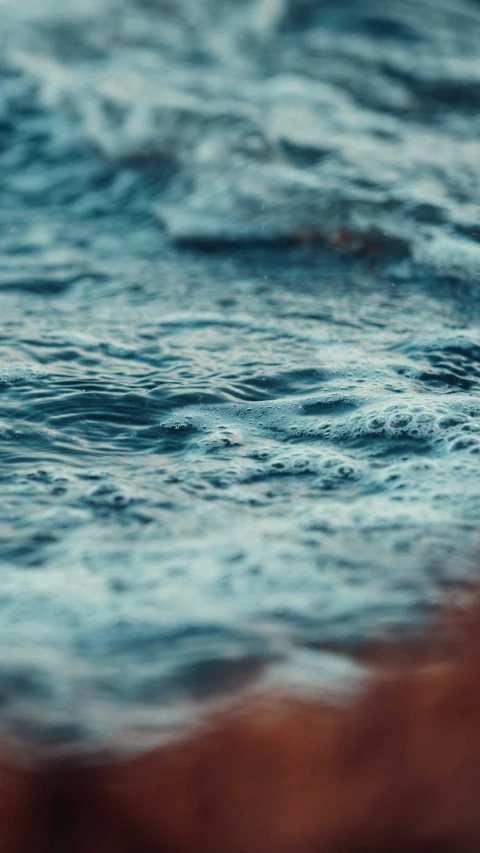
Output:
(1, 0), (480, 744)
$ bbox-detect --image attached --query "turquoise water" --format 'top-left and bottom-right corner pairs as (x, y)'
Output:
(0, 0), (480, 743)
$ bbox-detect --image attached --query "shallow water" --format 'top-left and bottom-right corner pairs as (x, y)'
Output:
(0, 0), (480, 743)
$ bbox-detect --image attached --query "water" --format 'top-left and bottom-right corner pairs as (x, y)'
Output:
(0, 0), (480, 744)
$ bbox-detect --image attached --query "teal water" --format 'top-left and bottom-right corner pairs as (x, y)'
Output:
(0, 0), (480, 743)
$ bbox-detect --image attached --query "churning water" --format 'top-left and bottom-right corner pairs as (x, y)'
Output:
(1, 0), (480, 743)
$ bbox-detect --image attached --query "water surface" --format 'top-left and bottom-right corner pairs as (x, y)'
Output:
(0, 0), (480, 743)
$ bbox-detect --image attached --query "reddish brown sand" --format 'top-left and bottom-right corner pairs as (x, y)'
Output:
(2, 593), (480, 852)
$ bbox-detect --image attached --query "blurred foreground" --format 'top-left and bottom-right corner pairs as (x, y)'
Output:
(0, 588), (479, 852)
